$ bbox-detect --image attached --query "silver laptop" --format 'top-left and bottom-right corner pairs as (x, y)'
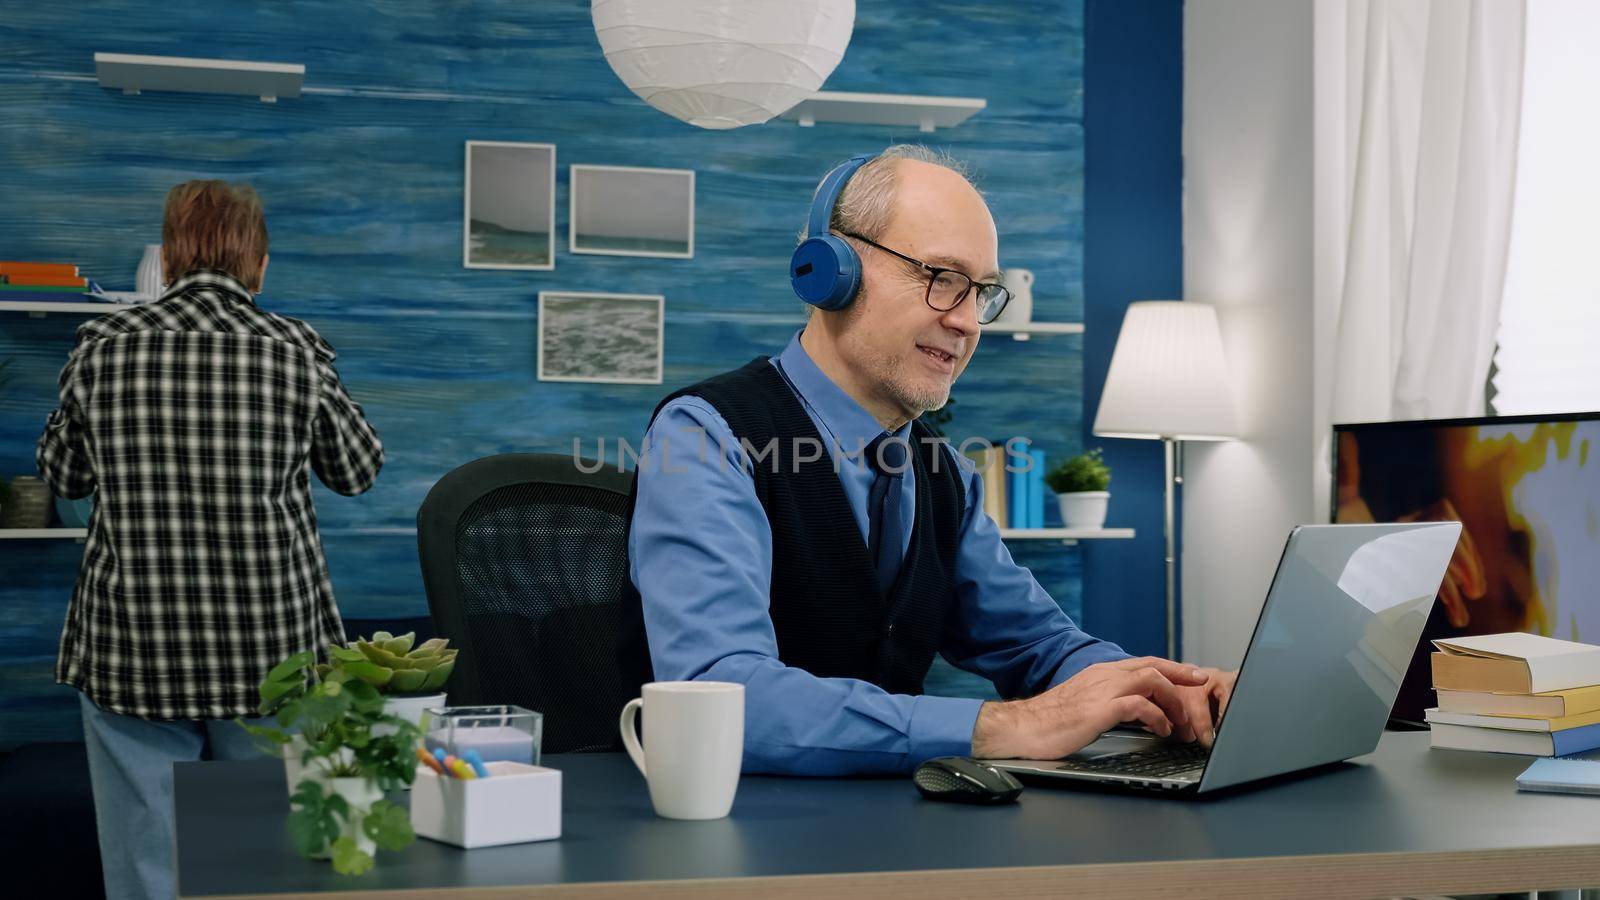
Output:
(983, 522), (1461, 795)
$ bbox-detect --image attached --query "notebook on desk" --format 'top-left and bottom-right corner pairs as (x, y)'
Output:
(1517, 758), (1600, 796)
(983, 523), (1460, 795)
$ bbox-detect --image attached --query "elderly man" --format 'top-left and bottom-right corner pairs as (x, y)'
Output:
(620, 146), (1233, 775)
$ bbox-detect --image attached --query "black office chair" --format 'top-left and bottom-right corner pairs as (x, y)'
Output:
(417, 453), (634, 754)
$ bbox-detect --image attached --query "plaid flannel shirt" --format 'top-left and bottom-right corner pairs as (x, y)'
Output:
(36, 269), (383, 720)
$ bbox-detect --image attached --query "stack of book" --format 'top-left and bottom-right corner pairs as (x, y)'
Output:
(1427, 632), (1600, 756)
(963, 441), (1046, 530)
(0, 261), (93, 301)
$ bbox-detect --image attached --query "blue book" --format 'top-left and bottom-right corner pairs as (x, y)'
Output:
(0, 290), (95, 302)
(1028, 449), (1046, 529)
(1435, 719), (1600, 756)
(1007, 442), (1029, 530)
(1517, 757), (1600, 795)
(1551, 722), (1600, 756)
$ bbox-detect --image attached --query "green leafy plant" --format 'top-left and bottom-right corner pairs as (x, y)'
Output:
(319, 631), (456, 696)
(286, 779), (415, 877)
(242, 651), (421, 875)
(1045, 448), (1112, 494)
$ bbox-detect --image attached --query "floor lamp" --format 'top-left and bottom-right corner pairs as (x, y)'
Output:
(1092, 301), (1237, 662)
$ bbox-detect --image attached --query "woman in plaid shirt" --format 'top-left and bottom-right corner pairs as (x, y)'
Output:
(36, 180), (383, 900)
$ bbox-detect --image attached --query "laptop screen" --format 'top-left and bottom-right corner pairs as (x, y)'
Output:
(1197, 523), (1457, 793)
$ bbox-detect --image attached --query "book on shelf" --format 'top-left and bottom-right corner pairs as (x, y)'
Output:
(0, 291), (97, 303)
(1007, 442), (1029, 530)
(1430, 632), (1600, 694)
(971, 440), (1075, 534)
(2, 273), (86, 287)
(1027, 449), (1045, 529)
(1424, 706), (1600, 733)
(1435, 684), (1600, 719)
(0, 283), (88, 293)
(1429, 720), (1600, 756)
(1517, 757), (1600, 796)
(0, 261), (78, 277)
(962, 445), (1008, 529)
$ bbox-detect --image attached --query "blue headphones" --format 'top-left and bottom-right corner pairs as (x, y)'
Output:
(790, 155), (873, 311)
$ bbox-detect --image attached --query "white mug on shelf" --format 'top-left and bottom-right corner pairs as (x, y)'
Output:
(991, 267), (1034, 325)
(618, 681), (744, 820)
(136, 244), (163, 298)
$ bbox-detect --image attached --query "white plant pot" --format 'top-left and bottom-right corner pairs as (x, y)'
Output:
(1057, 491), (1110, 529)
(379, 693), (445, 791)
(283, 736), (312, 798)
(380, 693), (447, 736)
(304, 776), (384, 860)
(283, 735), (353, 801)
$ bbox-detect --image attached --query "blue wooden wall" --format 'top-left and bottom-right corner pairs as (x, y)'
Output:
(1082, 0), (1185, 661)
(0, 0), (1092, 747)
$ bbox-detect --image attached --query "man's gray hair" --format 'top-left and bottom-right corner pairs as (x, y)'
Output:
(801, 144), (977, 244)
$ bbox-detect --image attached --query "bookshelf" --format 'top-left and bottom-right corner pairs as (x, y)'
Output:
(0, 300), (116, 317)
(779, 91), (986, 132)
(1000, 527), (1135, 545)
(0, 528), (88, 540)
(981, 321), (1085, 342)
(94, 52), (304, 103)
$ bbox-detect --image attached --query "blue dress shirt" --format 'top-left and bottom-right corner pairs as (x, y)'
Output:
(628, 332), (1130, 775)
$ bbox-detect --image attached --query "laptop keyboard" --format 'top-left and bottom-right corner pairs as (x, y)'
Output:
(1060, 743), (1210, 779)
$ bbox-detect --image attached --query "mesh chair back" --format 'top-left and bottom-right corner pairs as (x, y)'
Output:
(417, 454), (634, 754)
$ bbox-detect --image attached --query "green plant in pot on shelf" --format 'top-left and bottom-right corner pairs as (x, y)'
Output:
(1045, 448), (1113, 530)
(243, 651), (421, 876)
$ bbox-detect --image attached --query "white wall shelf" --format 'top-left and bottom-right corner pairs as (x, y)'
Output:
(982, 321), (1085, 341)
(1000, 527), (1135, 546)
(95, 52), (304, 103)
(0, 528), (88, 540)
(780, 91), (986, 132)
(0, 300), (119, 317)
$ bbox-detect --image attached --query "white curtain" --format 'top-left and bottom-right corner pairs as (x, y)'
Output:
(1328, 0), (1525, 424)
(1491, 0), (1600, 416)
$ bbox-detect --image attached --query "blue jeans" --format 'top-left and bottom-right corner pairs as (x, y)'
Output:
(79, 693), (273, 900)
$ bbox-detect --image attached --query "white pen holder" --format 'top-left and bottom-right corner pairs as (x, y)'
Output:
(410, 762), (561, 848)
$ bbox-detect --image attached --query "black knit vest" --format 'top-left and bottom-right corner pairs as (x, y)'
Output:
(617, 358), (965, 697)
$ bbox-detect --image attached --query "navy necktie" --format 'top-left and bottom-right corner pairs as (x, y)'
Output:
(865, 434), (908, 596)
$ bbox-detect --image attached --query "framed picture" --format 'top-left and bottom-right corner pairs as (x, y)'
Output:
(464, 141), (555, 270)
(569, 165), (694, 259)
(537, 291), (664, 384)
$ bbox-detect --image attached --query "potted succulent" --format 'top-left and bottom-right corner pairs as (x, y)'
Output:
(1045, 448), (1112, 529)
(244, 651), (421, 876)
(321, 632), (457, 734)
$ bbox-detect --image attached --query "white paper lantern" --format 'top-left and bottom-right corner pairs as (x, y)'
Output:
(593, 0), (855, 130)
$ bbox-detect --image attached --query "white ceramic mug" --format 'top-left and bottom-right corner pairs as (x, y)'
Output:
(618, 681), (744, 820)
(992, 268), (1034, 325)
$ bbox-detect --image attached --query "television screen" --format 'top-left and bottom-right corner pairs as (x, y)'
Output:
(1333, 413), (1600, 725)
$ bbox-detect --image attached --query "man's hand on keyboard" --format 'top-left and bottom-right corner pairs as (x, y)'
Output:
(1170, 668), (1237, 749)
(971, 657), (1211, 760)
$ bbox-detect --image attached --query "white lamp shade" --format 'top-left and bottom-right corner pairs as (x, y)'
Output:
(592, 0), (855, 130)
(1093, 301), (1238, 440)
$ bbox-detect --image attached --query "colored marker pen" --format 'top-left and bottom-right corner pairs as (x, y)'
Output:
(463, 748), (491, 779)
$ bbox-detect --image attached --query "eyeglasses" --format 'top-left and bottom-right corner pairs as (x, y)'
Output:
(840, 231), (1013, 325)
